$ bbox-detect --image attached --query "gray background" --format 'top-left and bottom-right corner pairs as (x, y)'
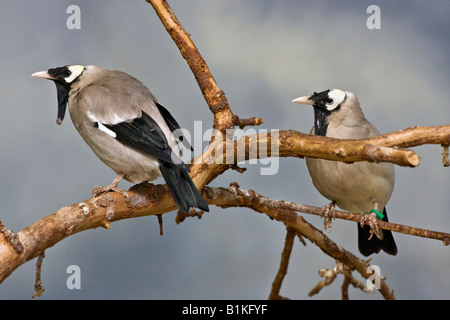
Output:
(0, 0), (449, 299)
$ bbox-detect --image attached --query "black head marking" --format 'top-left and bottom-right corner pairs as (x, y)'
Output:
(46, 65), (84, 125)
(308, 89), (347, 136)
(49, 66), (72, 125)
(54, 81), (70, 125)
(308, 90), (331, 136)
(48, 66), (72, 82)
(309, 90), (332, 111)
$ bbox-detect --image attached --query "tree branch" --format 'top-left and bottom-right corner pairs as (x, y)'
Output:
(0, 0), (448, 299)
(146, 0), (235, 131)
(228, 126), (449, 167)
(206, 184), (396, 299)
(309, 261), (374, 299)
(1, 123), (447, 286)
(31, 252), (45, 298)
(268, 227), (296, 300)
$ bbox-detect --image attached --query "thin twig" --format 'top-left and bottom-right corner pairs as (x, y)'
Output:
(206, 187), (450, 245)
(31, 252), (45, 298)
(308, 264), (340, 297)
(268, 227), (295, 300)
(232, 115), (264, 129)
(157, 214), (163, 236)
(442, 145), (450, 167)
(309, 262), (378, 298)
(341, 275), (351, 300)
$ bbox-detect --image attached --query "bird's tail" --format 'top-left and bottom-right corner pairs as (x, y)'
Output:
(159, 162), (209, 214)
(357, 207), (397, 256)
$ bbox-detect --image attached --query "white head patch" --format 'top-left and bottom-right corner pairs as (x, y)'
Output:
(325, 89), (346, 111)
(65, 65), (85, 83)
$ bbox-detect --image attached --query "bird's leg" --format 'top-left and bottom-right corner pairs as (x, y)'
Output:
(92, 174), (130, 202)
(320, 201), (336, 232)
(360, 204), (383, 240)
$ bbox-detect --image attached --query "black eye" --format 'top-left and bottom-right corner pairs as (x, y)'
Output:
(326, 98), (333, 103)
(63, 69), (72, 77)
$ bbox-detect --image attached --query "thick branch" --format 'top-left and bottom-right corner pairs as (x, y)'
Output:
(260, 126), (449, 167)
(0, 186), (177, 284)
(147, 0), (234, 131)
(190, 127), (449, 188)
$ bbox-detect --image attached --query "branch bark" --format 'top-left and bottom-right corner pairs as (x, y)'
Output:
(146, 0), (235, 131)
(269, 227), (296, 300)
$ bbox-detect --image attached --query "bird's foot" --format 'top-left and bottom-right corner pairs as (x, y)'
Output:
(92, 174), (129, 202)
(320, 201), (336, 232)
(92, 185), (130, 202)
(360, 211), (382, 240)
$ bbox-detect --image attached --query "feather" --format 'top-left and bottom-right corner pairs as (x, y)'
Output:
(104, 111), (187, 170)
(159, 162), (209, 213)
(156, 102), (193, 151)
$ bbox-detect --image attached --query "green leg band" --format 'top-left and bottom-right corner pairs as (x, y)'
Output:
(370, 209), (384, 220)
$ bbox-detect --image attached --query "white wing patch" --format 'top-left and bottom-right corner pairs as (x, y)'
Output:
(97, 122), (117, 138)
(87, 110), (117, 138)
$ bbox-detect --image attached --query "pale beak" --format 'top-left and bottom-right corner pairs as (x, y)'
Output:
(292, 96), (314, 105)
(31, 70), (55, 80)
(32, 70), (68, 125)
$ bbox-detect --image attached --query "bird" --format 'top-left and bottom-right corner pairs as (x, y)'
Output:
(32, 64), (209, 214)
(292, 89), (397, 256)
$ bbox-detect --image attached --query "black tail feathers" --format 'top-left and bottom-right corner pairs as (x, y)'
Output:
(159, 162), (209, 214)
(358, 208), (397, 256)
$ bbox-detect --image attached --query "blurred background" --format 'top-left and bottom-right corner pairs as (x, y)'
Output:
(0, 0), (449, 299)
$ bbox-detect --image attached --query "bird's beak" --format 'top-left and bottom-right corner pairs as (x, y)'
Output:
(32, 70), (68, 125)
(292, 96), (314, 105)
(31, 70), (55, 80)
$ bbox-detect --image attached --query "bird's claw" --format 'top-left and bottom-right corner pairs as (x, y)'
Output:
(92, 185), (130, 202)
(360, 212), (382, 240)
(320, 201), (336, 232)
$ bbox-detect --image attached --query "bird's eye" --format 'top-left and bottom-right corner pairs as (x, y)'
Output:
(63, 69), (72, 77)
(324, 89), (346, 111)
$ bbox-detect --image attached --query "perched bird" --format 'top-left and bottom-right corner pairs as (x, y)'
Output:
(292, 89), (397, 256)
(32, 65), (209, 214)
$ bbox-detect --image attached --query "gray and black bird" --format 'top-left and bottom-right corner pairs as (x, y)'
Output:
(292, 89), (397, 256)
(32, 64), (209, 214)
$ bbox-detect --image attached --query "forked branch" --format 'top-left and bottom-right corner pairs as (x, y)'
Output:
(206, 184), (396, 300)
(0, 0), (448, 299)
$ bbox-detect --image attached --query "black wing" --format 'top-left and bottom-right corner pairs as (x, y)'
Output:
(104, 111), (187, 169)
(156, 102), (193, 151)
